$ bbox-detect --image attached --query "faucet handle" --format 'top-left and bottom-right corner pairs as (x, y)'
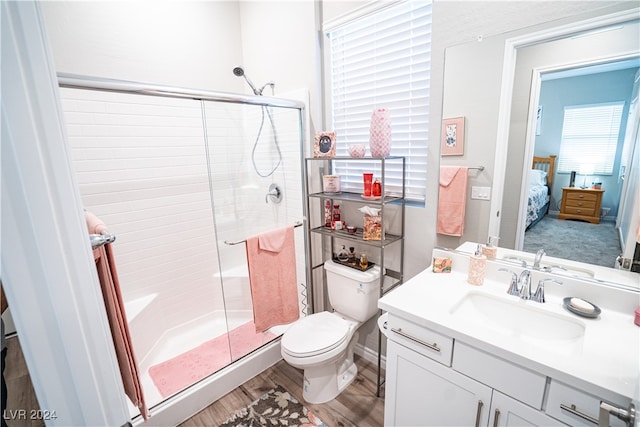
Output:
(499, 268), (519, 296)
(532, 278), (563, 303)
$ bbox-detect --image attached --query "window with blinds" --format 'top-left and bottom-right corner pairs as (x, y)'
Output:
(557, 102), (624, 175)
(326, 1), (431, 203)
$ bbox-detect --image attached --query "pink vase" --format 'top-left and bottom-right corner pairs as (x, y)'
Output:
(369, 108), (391, 157)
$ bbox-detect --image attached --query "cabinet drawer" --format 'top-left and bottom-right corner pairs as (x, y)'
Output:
(565, 191), (598, 202)
(565, 199), (596, 209)
(452, 342), (546, 408)
(387, 314), (454, 366)
(546, 380), (630, 427)
(564, 205), (597, 216)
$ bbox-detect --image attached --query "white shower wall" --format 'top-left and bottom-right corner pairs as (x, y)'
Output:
(62, 86), (306, 367)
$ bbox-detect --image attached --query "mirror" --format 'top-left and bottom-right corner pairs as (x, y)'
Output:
(439, 7), (640, 290)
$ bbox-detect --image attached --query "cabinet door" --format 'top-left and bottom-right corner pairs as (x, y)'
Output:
(489, 391), (564, 427)
(385, 340), (492, 426)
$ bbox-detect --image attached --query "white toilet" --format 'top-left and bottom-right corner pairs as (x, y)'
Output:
(281, 260), (381, 403)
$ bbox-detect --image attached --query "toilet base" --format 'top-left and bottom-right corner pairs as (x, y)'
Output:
(300, 332), (358, 404)
(302, 358), (358, 404)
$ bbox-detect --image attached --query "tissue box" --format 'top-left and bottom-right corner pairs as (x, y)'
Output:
(433, 257), (452, 273)
(363, 213), (382, 240)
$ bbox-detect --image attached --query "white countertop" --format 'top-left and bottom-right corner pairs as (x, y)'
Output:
(379, 249), (640, 403)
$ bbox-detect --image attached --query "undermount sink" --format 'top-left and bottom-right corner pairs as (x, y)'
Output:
(450, 292), (585, 352)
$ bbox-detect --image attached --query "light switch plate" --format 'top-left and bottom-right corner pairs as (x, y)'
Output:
(471, 186), (491, 200)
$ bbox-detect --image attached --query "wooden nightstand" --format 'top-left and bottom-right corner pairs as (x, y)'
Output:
(558, 187), (604, 224)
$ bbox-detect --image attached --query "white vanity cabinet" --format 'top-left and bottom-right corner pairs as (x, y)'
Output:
(384, 315), (563, 427)
(380, 249), (638, 427)
(385, 339), (492, 426)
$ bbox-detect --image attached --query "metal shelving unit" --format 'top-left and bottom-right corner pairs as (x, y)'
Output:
(303, 155), (405, 397)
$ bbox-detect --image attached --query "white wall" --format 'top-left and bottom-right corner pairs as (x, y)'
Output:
(41, 1), (244, 92)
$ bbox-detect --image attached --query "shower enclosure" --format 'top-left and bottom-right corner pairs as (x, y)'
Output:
(58, 74), (307, 417)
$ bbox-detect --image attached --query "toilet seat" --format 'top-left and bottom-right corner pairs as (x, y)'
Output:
(281, 312), (350, 358)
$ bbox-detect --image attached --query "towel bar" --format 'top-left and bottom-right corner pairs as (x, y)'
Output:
(224, 221), (303, 246)
(90, 232), (116, 249)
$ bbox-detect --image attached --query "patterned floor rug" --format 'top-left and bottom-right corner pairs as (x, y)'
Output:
(220, 385), (327, 427)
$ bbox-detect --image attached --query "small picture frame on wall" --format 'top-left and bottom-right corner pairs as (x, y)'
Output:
(313, 131), (336, 158)
(441, 116), (465, 156)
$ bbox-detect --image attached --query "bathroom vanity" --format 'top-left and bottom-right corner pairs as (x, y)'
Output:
(379, 247), (639, 426)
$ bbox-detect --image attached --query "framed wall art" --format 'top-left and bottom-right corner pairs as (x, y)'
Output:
(313, 131), (336, 158)
(441, 116), (465, 156)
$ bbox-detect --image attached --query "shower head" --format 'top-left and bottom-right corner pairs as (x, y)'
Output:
(232, 66), (245, 77)
(232, 66), (260, 95)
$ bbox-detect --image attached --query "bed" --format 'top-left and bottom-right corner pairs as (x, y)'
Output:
(525, 155), (556, 230)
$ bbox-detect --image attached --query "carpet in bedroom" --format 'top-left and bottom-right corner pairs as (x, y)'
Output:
(523, 216), (621, 268)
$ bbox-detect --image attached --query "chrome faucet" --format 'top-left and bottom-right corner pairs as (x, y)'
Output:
(532, 278), (563, 303)
(499, 268), (532, 300)
(499, 268), (520, 296)
(533, 249), (545, 269)
(518, 270), (532, 300)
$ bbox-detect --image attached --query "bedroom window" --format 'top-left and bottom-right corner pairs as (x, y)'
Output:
(557, 102), (624, 175)
(325, 1), (431, 203)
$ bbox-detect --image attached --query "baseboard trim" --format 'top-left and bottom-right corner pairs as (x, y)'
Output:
(355, 343), (385, 371)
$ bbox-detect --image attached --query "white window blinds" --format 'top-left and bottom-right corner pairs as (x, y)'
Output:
(557, 102), (624, 175)
(326, 1), (431, 202)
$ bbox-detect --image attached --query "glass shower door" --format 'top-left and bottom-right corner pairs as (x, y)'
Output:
(202, 100), (305, 361)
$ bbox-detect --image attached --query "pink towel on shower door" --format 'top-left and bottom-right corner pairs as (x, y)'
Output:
(85, 211), (149, 420)
(437, 166), (469, 237)
(245, 226), (300, 333)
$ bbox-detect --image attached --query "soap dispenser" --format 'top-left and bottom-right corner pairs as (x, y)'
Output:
(481, 236), (499, 260)
(467, 244), (487, 286)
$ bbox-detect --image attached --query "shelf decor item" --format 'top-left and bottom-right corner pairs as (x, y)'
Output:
(348, 144), (366, 158)
(313, 131), (336, 158)
(441, 116), (465, 156)
(359, 206), (382, 241)
(369, 108), (392, 157)
(363, 173), (373, 196)
(322, 175), (341, 193)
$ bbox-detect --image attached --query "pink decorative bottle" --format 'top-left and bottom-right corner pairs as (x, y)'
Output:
(369, 108), (391, 157)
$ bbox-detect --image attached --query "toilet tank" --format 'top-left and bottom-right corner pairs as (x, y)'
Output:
(324, 260), (381, 322)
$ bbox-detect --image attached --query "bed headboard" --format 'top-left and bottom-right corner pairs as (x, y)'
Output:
(532, 154), (556, 190)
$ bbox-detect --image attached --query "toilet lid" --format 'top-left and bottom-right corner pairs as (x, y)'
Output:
(282, 312), (350, 357)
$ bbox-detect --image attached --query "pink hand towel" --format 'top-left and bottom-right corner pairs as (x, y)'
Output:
(85, 209), (109, 234)
(437, 166), (469, 236)
(246, 226), (300, 332)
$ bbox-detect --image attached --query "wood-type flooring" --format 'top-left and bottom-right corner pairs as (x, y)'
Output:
(4, 336), (385, 427)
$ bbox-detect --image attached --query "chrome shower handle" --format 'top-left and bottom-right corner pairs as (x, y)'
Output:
(265, 183), (282, 204)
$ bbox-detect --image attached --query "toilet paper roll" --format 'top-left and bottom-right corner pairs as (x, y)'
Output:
(378, 312), (389, 337)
